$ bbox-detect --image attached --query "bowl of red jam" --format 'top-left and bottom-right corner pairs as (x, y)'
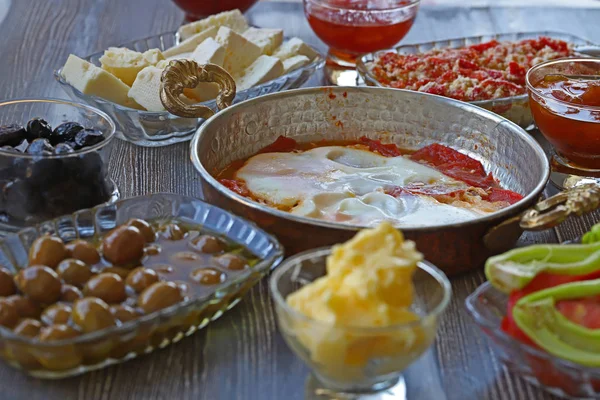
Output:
(526, 58), (600, 174)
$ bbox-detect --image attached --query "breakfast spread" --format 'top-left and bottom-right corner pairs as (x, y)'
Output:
(0, 117), (111, 225)
(285, 222), (434, 378)
(0, 217), (259, 370)
(367, 37), (575, 101)
(218, 136), (523, 227)
(60, 9), (319, 112)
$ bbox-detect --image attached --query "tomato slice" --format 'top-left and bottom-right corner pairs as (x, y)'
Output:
(219, 179), (250, 197)
(556, 298), (600, 329)
(486, 187), (523, 205)
(359, 137), (403, 157)
(258, 136), (298, 153)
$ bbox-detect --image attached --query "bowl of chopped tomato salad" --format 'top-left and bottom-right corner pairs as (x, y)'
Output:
(358, 31), (597, 129)
(467, 223), (600, 399)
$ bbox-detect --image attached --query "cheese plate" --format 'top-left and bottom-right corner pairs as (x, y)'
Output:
(55, 28), (324, 147)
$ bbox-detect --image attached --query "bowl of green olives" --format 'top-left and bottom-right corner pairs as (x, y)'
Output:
(0, 193), (283, 378)
(0, 98), (119, 234)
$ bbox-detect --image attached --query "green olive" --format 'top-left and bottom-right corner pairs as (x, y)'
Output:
(83, 273), (127, 304)
(65, 240), (101, 265)
(72, 297), (116, 333)
(101, 226), (145, 265)
(41, 303), (72, 325)
(13, 318), (42, 337)
(28, 235), (67, 269)
(15, 266), (62, 304)
(56, 258), (93, 288)
(0, 267), (16, 296)
(138, 282), (184, 314)
(126, 219), (155, 243)
(125, 267), (159, 293)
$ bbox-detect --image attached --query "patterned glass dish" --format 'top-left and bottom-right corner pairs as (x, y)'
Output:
(357, 31), (598, 129)
(466, 282), (600, 399)
(54, 32), (325, 147)
(0, 193), (283, 378)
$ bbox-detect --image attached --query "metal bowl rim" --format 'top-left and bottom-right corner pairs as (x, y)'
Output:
(190, 86), (550, 232)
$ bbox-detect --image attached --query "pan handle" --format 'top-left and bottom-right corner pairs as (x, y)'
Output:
(484, 183), (600, 252)
(160, 59), (236, 118)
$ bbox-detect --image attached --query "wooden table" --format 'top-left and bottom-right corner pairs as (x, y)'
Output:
(1, 1), (599, 399)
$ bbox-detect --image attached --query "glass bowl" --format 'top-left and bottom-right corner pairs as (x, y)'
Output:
(0, 98), (119, 235)
(526, 58), (600, 188)
(466, 282), (600, 399)
(0, 193), (283, 378)
(269, 247), (451, 397)
(172, 0), (259, 22)
(358, 31), (598, 129)
(54, 32), (325, 147)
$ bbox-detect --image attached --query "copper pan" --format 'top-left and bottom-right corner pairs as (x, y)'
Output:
(159, 60), (600, 276)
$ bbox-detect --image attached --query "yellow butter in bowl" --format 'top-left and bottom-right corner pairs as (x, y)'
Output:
(278, 222), (445, 383)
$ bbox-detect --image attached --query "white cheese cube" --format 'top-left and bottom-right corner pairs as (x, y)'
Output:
(190, 38), (225, 67)
(163, 26), (218, 58)
(242, 27), (284, 55)
(273, 38), (318, 62)
(216, 26), (261, 76)
(282, 55), (310, 73)
(128, 66), (199, 111)
(184, 83), (220, 103)
(61, 54), (141, 109)
(128, 66), (166, 112)
(99, 47), (165, 86)
(178, 9), (248, 41)
(165, 52), (193, 62)
(236, 55), (283, 91)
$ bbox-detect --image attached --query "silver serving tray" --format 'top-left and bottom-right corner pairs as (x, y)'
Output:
(357, 31), (599, 129)
(55, 31), (325, 147)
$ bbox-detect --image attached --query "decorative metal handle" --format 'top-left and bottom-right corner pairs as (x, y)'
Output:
(484, 183), (600, 252)
(160, 59), (236, 119)
(520, 183), (600, 231)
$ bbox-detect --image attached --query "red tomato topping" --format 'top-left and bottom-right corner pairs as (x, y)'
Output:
(258, 136), (298, 153)
(486, 187), (523, 205)
(219, 179), (250, 197)
(359, 137), (403, 157)
(409, 143), (498, 188)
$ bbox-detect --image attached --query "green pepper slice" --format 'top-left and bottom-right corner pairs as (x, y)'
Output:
(484, 241), (600, 293)
(513, 279), (600, 367)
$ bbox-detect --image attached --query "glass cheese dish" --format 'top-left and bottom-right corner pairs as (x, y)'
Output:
(357, 31), (598, 129)
(0, 193), (283, 378)
(54, 32), (324, 147)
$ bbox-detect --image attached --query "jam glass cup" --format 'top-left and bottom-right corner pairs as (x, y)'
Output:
(526, 58), (600, 189)
(269, 247), (451, 399)
(303, 0), (420, 85)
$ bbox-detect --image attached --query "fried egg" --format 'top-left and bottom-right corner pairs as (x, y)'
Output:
(235, 146), (486, 227)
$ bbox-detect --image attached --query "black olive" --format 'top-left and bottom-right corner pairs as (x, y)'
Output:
(50, 122), (84, 146)
(2, 179), (41, 221)
(25, 118), (52, 141)
(74, 129), (104, 149)
(0, 124), (26, 147)
(24, 158), (63, 186)
(26, 138), (54, 155)
(54, 143), (75, 155)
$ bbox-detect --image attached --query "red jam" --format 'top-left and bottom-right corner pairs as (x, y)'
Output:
(530, 74), (600, 169)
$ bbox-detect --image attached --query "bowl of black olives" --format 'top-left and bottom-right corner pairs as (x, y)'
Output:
(0, 99), (119, 233)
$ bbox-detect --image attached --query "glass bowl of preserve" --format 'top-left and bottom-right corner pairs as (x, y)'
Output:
(303, 0), (419, 85)
(0, 193), (283, 378)
(526, 58), (600, 189)
(270, 247), (451, 398)
(0, 98), (119, 235)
